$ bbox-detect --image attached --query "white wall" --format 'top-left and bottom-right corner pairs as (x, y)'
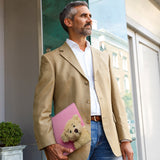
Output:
(126, 0), (160, 39)
(0, 0), (5, 122)
(4, 0), (41, 159)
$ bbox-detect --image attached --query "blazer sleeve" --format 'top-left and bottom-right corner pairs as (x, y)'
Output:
(33, 54), (56, 150)
(108, 54), (132, 142)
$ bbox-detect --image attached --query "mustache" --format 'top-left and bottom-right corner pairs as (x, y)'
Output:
(84, 23), (92, 28)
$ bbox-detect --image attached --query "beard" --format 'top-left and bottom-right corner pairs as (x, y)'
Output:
(80, 23), (92, 36)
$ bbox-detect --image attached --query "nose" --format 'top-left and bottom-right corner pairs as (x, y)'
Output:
(74, 129), (78, 133)
(87, 16), (92, 23)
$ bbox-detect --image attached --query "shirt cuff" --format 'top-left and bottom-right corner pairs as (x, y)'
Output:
(120, 139), (131, 143)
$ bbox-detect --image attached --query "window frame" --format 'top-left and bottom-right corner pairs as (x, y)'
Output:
(127, 17), (160, 160)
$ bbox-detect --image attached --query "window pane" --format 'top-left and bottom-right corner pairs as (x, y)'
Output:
(89, 0), (138, 159)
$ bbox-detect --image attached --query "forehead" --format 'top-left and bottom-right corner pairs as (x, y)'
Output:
(74, 5), (91, 15)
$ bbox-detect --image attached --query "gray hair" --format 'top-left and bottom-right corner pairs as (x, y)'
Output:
(59, 1), (88, 33)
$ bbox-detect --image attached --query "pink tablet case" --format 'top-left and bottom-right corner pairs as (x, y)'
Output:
(51, 103), (84, 151)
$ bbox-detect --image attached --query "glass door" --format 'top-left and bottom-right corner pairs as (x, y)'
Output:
(89, 0), (138, 159)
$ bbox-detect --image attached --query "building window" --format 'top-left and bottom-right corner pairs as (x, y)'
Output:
(123, 57), (128, 71)
(100, 42), (106, 51)
(112, 52), (119, 68)
(116, 77), (121, 90)
(124, 75), (130, 91)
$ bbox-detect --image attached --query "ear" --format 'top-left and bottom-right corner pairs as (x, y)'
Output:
(61, 132), (69, 143)
(73, 115), (81, 123)
(64, 18), (73, 28)
(73, 114), (78, 120)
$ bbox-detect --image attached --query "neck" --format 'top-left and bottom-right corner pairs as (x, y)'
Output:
(69, 35), (87, 51)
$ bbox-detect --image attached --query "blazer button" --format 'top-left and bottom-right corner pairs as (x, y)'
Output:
(85, 81), (88, 85)
(87, 100), (90, 104)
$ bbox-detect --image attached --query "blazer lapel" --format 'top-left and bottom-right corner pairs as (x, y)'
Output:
(91, 47), (101, 81)
(59, 42), (87, 79)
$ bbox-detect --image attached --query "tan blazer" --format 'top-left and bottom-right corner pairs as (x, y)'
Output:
(33, 42), (131, 159)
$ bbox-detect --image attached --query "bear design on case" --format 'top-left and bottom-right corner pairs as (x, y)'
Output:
(61, 114), (91, 149)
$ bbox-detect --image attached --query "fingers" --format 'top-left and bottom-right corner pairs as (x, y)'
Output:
(126, 150), (134, 160)
(57, 145), (73, 160)
(57, 154), (68, 160)
(61, 145), (73, 154)
(120, 142), (134, 160)
(122, 151), (126, 160)
(44, 144), (73, 160)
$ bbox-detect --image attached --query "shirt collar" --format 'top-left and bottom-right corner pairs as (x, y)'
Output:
(66, 38), (90, 51)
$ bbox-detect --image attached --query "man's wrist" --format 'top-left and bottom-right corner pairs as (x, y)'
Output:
(120, 139), (131, 143)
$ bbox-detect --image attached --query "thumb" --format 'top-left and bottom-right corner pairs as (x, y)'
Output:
(61, 146), (73, 153)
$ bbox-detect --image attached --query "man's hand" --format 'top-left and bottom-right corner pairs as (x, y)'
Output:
(120, 141), (133, 160)
(44, 144), (73, 160)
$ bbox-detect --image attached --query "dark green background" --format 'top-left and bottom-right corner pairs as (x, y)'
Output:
(42, 0), (88, 116)
(42, 0), (88, 53)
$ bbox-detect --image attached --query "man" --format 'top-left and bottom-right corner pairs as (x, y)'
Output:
(33, 1), (133, 160)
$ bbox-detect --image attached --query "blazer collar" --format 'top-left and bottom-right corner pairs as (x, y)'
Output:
(59, 42), (101, 81)
(59, 42), (86, 79)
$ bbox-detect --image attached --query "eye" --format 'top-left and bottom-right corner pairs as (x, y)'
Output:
(73, 125), (75, 128)
(70, 130), (72, 133)
(81, 13), (88, 18)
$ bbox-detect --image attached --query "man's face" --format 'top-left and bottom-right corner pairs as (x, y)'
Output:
(69, 6), (92, 37)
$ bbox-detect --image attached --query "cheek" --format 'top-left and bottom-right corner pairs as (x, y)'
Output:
(75, 19), (85, 26)
(67, 132), (72, 137)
